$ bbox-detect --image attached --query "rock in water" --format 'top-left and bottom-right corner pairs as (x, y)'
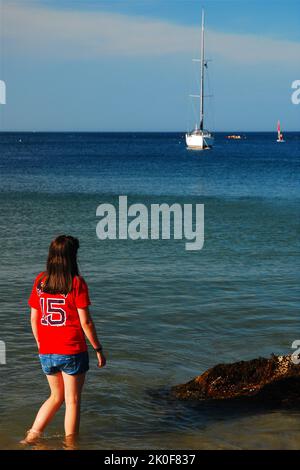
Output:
(172, 355), (300, 402)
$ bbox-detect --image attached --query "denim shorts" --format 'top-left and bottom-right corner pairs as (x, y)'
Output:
(39, 351), (89, 376)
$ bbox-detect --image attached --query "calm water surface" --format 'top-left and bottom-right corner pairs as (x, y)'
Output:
(0, 132), (299, 449)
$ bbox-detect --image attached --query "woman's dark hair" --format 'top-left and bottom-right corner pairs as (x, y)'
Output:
(41, 235), (80, 295)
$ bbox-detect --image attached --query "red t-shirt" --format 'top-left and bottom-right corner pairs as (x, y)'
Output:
(28, 272), (91, 354)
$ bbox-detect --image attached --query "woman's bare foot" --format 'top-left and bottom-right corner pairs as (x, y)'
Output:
(20, 429), (42, 445)
(63, 433), (79, 450)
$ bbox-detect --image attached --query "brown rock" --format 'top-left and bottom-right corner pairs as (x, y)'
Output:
(172, 354), (300, 402)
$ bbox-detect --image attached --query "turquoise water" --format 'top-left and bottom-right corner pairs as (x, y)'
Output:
(0, 132), (299, 449)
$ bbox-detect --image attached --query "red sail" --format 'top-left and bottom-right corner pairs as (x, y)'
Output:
(277, 120), (281, 132)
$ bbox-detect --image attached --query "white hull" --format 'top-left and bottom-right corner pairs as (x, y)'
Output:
(186, 132), (214, 150)
(277, 139), (285, 143)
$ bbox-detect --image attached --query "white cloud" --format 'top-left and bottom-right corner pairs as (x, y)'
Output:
(1, 1), (300, 64)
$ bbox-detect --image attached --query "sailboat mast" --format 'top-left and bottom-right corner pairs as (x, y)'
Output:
(200, 9), (205, 131)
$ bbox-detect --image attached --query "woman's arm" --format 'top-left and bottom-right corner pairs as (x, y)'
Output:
(30, 308), (40, 350)
(77, 307), (106, 368)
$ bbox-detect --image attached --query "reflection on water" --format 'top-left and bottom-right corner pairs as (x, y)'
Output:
(0, 133), (299, 449)
(11, 403), (300, 450)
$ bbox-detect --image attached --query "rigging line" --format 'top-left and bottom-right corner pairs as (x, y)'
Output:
(210, 63), (216, 131)
(187, 56), (194, 132)
(206, 68), (212, 128)
(187, 60), (198, 132)
(206, 60), (216, 131)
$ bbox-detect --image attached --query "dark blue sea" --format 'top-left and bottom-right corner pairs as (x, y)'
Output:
(0, 132), (299, 449)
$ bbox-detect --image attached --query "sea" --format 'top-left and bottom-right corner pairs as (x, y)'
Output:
(0, 131), (299, 449)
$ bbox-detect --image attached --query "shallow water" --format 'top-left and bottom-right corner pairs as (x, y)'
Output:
(0, 132), (299, 449)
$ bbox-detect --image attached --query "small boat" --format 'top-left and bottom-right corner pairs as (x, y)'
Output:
(277, 120), (285, 142)
(186, 10), (214, 151)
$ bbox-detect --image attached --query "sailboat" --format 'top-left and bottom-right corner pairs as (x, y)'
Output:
(277, 120), (285, 143)
(186, 9), (214, 150)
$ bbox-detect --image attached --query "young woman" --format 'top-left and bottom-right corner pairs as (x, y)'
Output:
(22, 235), (106, 445)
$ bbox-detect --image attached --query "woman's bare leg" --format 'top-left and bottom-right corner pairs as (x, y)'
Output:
(22, 372), (64, 443)
(62, 372), (86, 438)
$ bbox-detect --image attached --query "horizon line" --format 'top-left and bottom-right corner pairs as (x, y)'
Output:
(0, 130), (298, 134)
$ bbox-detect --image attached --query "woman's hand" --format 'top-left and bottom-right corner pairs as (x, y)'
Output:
(96, 351), (106, 368)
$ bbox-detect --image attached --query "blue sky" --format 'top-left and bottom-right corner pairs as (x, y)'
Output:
(42, 0), (300, 41)
(0, 0), (299, 131)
